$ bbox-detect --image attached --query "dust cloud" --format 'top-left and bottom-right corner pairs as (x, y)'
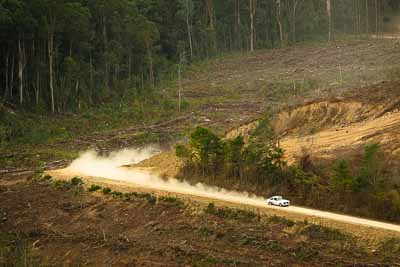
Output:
(67, 147), (267, 207)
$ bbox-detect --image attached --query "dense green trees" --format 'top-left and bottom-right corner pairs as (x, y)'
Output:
(177, 126), (400, 221)
(1, 0), (399, 113)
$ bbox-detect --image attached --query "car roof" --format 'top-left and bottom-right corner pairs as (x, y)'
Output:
(270, 196), (282, 198)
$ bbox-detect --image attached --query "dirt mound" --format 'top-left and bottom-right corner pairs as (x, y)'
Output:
(225, 121), (259, 143)
(271, 101), (382, 137)
(125, 151), (181, 178)
(280, 110), (400, 162)
(225, 82), (400, 163)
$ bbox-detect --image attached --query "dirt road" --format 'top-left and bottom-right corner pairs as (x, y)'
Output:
(48, 164), (400, 239)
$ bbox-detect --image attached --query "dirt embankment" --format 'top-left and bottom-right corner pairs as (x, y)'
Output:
(225, 81), (400, 162)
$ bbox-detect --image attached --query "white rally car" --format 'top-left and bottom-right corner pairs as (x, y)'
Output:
(266, 196), (290, 207)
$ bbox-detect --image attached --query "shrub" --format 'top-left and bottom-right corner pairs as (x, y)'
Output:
(300, 224), (349, 241)
(267, 215), (295, 227)
(111, 191), (124, 198)
(102, 187), (112, 194)
(175, 144), (190, 158)
(88, 184), (102, 192)
(159, 195), (184, 207)
(34, 174), (53, 183)
(41, 175), (53, 181)
(71, 176), (84, 186)
(136, 192), (157, 204)
(378, 237), (400, 256)
(290, 243), (319, 261)
(147, 195), (157, 205)
(204, 203), (258, 222)
(53, 180), (70, 189)
(205, 203), (217, 213)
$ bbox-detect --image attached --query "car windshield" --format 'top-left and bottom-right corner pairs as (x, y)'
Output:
(276, 196), (282, 200)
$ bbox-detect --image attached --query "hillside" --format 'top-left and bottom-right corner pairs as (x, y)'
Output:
(2, 40), (400, 170)
(2, 39), (400, 265)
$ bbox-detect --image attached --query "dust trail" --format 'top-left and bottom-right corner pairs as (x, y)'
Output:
(67, 147), (268, 207)
(64, 148), (400, 232)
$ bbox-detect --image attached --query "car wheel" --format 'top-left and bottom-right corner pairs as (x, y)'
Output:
(279, 203), (283, 207)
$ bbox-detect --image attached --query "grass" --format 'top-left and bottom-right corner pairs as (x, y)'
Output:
(377, 238), (400, 261)
(0, 89), (187, 147)
(0, 233), (39, 266)
(95, 187), (158, 205)
(204, 203), (259, 223)
(300, 224), (350, 241)
(266, 215), (296, 227)
(290, 243), (319, 261)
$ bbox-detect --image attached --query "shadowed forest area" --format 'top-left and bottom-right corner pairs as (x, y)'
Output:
(0, 0), (399, 114)
(1, 0), (400, 148)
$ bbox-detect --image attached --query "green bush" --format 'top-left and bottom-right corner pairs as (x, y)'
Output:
(33, 174), (53, 183)
(159, 195), (184, 207)
(53, 180), (70, 189)
(111, 191), (124, 198)
(71, 176), (84, 186)
(175, 144), (190, 158)
(102, 187), (112, 194)
(147, 195), (157, 205)
(88, 184), (102, 192)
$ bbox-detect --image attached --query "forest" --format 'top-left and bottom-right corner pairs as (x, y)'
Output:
(1, 0), (400, 114)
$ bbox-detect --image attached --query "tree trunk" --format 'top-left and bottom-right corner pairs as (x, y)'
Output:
(358, 0), (361, 37)
(48, 31), (55, 113)
(235, 0), (241, 50)
(365, 0), (369, 36)
(205, 0), (216, 54)
(128, 52), (132, 82)
(375, 0), (378, 35)
(178, 53), (183, 112)
(326, 0), (332, 42)
(276, 0), (283, 47)
(89, 48), (93, 105)
(103, 14), (109, 91)
(147, 44), (154, 89)
(292, 0), (299, 43)
(10, 53), (15, 98)
(4, 49), (9, 99)
(75, 79), (80, 111)
(35, 69), (40, 107)
(18, 35), (26, 105)
(249, 0), (257, 52)
(186, 0), (193, 60)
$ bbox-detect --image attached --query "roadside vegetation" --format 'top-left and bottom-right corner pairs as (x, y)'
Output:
(1, 175), (399, 265)
(176, 123), (400, 222)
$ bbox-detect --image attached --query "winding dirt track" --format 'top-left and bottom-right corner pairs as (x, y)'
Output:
(48, 167), (400, 240)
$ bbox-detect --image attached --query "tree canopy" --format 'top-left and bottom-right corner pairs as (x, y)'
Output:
(0, 0), (399, 113)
